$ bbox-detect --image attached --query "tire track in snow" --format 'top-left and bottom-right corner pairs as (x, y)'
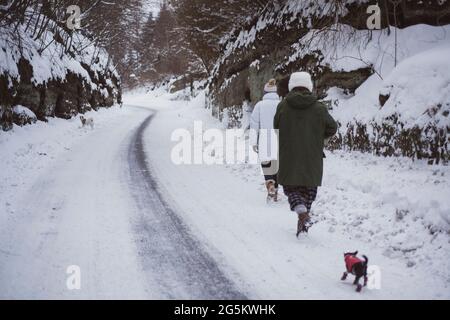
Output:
(127, 107), (247, 299)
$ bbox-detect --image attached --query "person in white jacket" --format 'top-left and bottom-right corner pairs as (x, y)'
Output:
(250, 79), (281, 202)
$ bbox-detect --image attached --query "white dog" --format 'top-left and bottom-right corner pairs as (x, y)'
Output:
(79, 115), (94, 129)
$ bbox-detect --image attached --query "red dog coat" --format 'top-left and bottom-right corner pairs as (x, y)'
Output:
(345, 255), (363, 273)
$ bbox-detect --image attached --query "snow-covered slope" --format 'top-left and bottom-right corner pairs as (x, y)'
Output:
(322, 25), (450, 123)
(377, 45), (450, 125)
(0, 22), (118, 89)
(321, 25), (450, 163)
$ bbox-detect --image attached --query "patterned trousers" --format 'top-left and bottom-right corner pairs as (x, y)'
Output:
(283, 186), (318, 212)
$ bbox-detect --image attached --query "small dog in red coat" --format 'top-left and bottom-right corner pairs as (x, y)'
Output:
(341, 251), (368, 292)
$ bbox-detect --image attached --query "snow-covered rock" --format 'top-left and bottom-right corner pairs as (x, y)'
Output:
(0, 16), (122, 130)
(378, 45), (450, 127)
(12, 105), (37, 126)
(325, 39), (450, 163)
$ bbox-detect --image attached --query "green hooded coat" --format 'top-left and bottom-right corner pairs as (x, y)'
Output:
(274, 89), (337, 187)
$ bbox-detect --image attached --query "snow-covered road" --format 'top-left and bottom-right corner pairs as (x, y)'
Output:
(0, 106), (244, 299)
(127, 109), (245, 299)
(1, 89), (449, 299)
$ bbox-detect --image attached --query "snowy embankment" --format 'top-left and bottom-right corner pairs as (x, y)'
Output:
(125, 88), (450, 299)
(1, 17), (121, 130)
(320, 24), (450, 128)
(0, 22), (118, 90)
(316, 25), (450, 162)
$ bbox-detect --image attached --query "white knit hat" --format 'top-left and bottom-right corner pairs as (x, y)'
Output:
(264, 78), (277, 93)
(288, 71), (313, 92)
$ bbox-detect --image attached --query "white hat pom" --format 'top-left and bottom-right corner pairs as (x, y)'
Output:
(288, 71), (313, 92)
(264, 78), (277, 93)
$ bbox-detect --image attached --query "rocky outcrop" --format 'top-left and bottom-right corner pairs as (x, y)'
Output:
(207, 2), (374, 123)
(0, 58), (121, 129)
(208, 0), (450, 117)
(0, 15), (123, 131)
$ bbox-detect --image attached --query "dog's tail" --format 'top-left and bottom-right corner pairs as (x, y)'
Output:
(362, 255), (368, 266)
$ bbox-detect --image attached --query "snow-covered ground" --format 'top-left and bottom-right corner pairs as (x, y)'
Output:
(127, 88), (450, 299)
(0, 107), (151, 299)
(1, 88), (449, 299)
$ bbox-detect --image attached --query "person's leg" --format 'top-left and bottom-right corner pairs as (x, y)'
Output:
(283, 186), (306, 213)
(262, 161), (278, 201)
(261, 161), (277, 182)
(272, 160), (279, 189)
(299, 186), (318, 212)
(284, 186), (317, 236)
(299, 187), (318, 234)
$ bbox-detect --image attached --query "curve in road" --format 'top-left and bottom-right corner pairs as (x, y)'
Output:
(127, 108), (247, 299)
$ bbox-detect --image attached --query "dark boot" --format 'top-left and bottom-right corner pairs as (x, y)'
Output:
(296, 212), (311, 237)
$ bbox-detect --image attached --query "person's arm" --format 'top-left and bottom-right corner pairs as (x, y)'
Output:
(249, 103), (260, 148)
(324, 108), (338, 139)
(273, 101), (283, 130)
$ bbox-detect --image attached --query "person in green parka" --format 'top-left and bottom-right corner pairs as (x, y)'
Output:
(274, 71), (338, 237)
